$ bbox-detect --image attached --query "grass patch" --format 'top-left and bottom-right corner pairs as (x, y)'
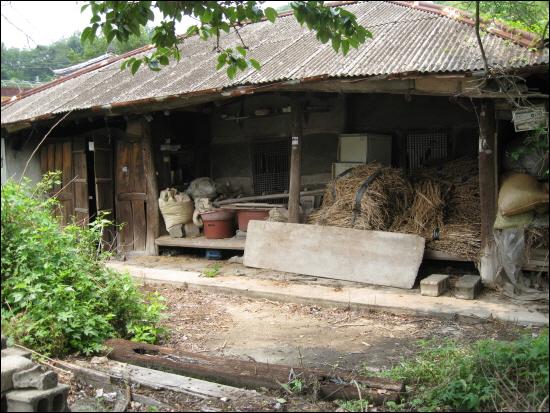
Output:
(373, 330), (549, 411)
(203, 263), (222, 277)
(336, 399), (369, 412)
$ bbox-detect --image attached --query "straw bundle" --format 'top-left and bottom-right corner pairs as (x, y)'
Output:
(309, 157), (482, 260)
(308, 163), (412, 231)
(392, 179), (446, 238)
(426, 224), (481, 261)
(411, 157), (481, 260)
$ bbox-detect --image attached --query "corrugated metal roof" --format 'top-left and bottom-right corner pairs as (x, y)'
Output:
(2, 1), (548, 125)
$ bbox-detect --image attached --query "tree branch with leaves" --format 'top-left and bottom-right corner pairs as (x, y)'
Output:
(80, 1), (371, 78)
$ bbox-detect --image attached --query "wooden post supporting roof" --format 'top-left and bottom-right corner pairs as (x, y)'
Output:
(141, 118), (160, 255)
(288, 100), (303, 223)
(478, 100), (498, 286)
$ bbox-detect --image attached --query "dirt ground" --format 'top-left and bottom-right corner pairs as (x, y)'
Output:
(60, 282), (534, 412)
(62, 253), (543, 411)
(141, 283), (531, 373)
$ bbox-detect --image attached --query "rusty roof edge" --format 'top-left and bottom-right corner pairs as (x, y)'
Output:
(1, 75), (334, 129)
(390, 1), (545, 49)
(0, 43), (158, 108)
(7, 65), (550, 131)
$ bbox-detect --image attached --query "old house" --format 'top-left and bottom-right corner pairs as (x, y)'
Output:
(1, 1), (548, 287)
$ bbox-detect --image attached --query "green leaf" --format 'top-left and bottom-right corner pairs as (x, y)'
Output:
(236, 46), (247, 57)
(81, 3), (89, 12)
(80, 27), (93, 44)
(341, 39), (350, 56)
(227, 64), (237, 79)
(249, 58), (261, 70)
(331, 36), (341, 52)
(200, 9), (213, 24)
(265, 7), (278, 23)
(131, 59), (142, 75)
(158, 55), (169, 66)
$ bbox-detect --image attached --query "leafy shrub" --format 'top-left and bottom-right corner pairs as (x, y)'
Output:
(1, 174), (166, 356)
(377, 330), (549, 411)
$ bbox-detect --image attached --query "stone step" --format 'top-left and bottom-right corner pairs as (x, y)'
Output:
(455, 275), (482, 300)
(420, 274), (449, 297)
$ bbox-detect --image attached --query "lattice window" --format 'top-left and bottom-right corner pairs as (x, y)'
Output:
(406, 130), (448, 170)
(252, 139), (290, 195)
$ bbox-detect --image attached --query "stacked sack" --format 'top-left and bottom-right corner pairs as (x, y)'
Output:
(158, 188), (194, 238)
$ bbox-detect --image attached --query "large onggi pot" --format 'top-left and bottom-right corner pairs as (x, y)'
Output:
(200, 209), (235, 239)
(236, 209), (269, 231)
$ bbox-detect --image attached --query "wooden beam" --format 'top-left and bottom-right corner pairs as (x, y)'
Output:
(213, 189), (324, 207)
(288, 100), (303, 223)
(105, 339), (404, 404)
(478, 100), (498, 286)
(141, 119), (160, 255)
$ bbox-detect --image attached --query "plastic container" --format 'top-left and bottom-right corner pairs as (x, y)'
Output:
(201, 209), (235, 239)
(236, 209), (269, 231)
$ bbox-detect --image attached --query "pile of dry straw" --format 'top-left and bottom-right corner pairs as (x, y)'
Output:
(308, 157), (481, 260)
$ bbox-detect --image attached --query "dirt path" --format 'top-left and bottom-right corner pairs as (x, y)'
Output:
(143, 283), (530, 373)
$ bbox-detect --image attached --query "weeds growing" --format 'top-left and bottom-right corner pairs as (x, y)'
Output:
(1, 174), (166, 356)
(375, 330), (549, 411)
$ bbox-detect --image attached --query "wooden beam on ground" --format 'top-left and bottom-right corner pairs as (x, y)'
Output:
(478, 100), (498, 286)
(141, 119), (160, 255)
(105, 339), (404, 404)
(288, 100), (303, 223)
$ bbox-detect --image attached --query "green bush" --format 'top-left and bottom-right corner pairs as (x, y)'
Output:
(377, 330), (549, 411)
(1, 174), (166, 356)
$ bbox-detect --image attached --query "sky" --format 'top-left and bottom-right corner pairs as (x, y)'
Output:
(1, 1), (289, 49)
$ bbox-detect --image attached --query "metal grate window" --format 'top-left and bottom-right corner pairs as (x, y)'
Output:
(406, 130), (448, 170)
(252, 139), (290, 195)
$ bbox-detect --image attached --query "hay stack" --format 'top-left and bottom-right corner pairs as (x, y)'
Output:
(392, 179), (446, 238)
(308, 163), (412, 231)
(419, 157), (481, 260)
(309, 157), (482, 261)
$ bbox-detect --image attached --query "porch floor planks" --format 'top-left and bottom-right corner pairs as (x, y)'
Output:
(155, 235), (245, 250)
(155, 235), (480, 262)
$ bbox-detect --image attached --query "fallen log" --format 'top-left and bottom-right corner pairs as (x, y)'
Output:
(105, 339), (404, 403)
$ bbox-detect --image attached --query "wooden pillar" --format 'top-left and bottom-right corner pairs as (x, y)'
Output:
(288, 100), (303, 223)
(478, 100), (498, 286)
(141, 118), (160, 255)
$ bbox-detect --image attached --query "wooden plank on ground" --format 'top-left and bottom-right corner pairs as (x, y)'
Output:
(244, 221), (425, 289)
(61, 360), (263, 401)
